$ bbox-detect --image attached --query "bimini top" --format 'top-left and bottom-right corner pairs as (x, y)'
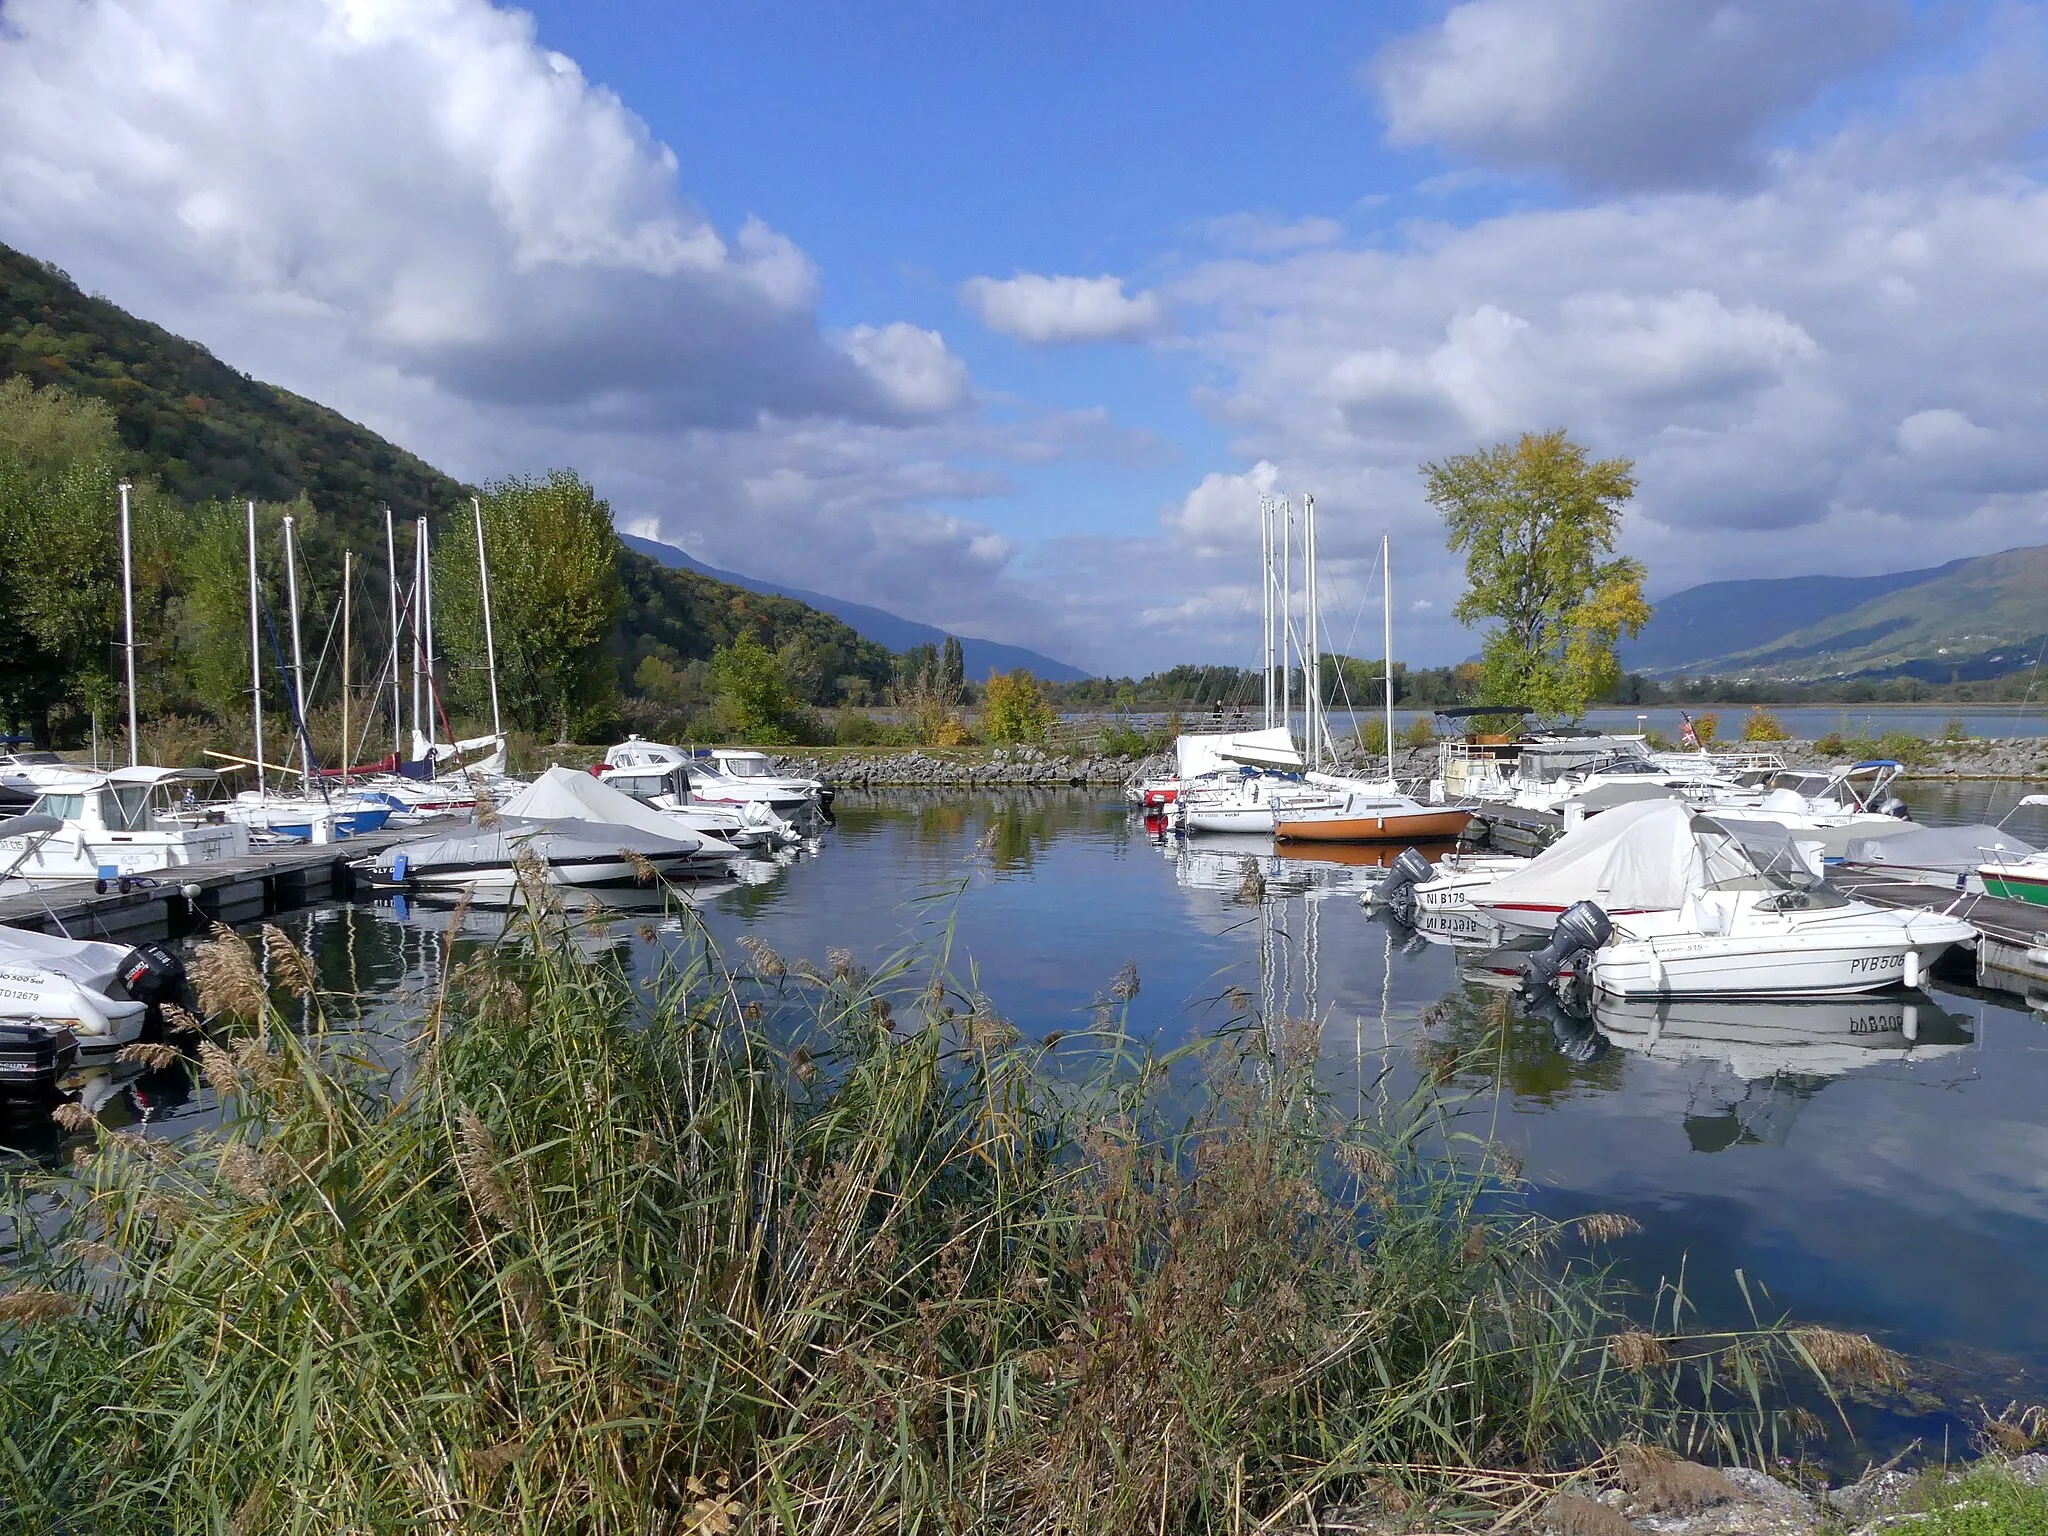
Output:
(1174, 727), (1305, 781)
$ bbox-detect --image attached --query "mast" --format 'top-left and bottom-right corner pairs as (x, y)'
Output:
(284, 515), (311, 775)
(247, 500), (264, 796)
(118, 481), (138, 766)
(410, 519), (424, 756)
(384, 508), (402, 764)
(1279, 497), (1292, 742)
(473, 496), (503, 742)
(1304, 492), (1319, 771)
(1260, 495), (1276, 729)
(420, 516), (437, 753)
(1382, 531), (1395, 784)
(340, 550), (352, 790)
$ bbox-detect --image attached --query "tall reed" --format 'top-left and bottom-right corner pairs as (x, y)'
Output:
(0, 911), (1870, 1534)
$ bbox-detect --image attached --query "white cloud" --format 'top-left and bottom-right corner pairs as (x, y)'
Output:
(836, 323), (971, 416)
(1162, 460), (1280, 555)
(1896, 408), (1992, 457)
(960, 272), (1167, 345)
(1372, 0), (1904, 189)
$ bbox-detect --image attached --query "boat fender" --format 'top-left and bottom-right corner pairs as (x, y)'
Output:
(1374, 847), (1437, 920)
(1903, 949), (1919, 990)
(393, 854), (410, 885)
(1521, 901), (1614, 992)
(117, 943), (193, 1035)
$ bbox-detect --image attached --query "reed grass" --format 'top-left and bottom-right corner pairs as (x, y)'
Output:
(0, 909), (1872, 1534)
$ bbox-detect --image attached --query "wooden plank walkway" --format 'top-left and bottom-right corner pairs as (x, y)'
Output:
(1829, 867), (2048, 1000)
(0, 821), (455, 942)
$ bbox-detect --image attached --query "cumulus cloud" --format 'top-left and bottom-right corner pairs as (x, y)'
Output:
(1372, 0), (1904, 189)
(836, 324), (971, 416)
(0, 0), (965, 427)
(960, 272), (1168, 345)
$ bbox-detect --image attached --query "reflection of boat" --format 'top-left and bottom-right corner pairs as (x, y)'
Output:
(1284, 839), (1462, 870)
(1592, 992), (1974, 1079)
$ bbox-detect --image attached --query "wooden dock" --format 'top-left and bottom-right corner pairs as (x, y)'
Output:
(0, 822), (453, 943)
(1829, 867), (2048, 1001)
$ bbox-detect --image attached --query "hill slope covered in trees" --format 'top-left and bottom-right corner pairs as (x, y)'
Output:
(0, 240), (900, 742)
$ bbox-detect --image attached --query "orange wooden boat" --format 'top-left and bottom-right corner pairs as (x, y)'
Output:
(1274, 802), (1474, 844)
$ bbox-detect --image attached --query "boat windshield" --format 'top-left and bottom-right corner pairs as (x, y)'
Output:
(30, 792), (84, 822)
(719, 756), (770, 778)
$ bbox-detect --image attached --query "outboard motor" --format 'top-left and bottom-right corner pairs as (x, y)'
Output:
(1519, 900), (1613, 992)
(1879, 794), (1909, 819)
(1373, 847), (1437, 921)
(1519, 982), (1609, 1064)
(116, 943), (195, 1037)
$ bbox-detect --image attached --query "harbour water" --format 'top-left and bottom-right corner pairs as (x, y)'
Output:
(9, 781), (2048, 1456)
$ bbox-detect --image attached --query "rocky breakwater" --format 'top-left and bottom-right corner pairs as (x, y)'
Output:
(771, 747), (1171, 790)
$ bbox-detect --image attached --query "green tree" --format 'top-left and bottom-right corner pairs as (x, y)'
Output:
(942, 635), (965, 702)
(435, 471), (625, 742)
(982, 668), (1054, 745)
(1425, 429), (1649, 721)
(710, 630), (795, 742)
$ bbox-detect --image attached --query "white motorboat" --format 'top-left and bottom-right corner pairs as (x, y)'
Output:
(1840, 823), (2035, 891)
(226, 789), (394, 840)
(1466, 799), (1719, 937)
(0, 747), (68, 806)
(0, 927), (191, 1054)
(601, 738), (822, 815)
(1702, 760), (1916, 856)
(1516, 816), (1977, 999)
(0, 768), (250, 883)
(597, 762), (797, 850)
(703, 748), (830, 810)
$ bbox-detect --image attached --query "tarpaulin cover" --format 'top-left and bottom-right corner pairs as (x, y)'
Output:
(1473, 800), (1701, 917)
(502, 765), (708, 848)
(1842, 823), (2036, 874)
(366, 815), (704, 875)
(1174, 727), (1304, 781)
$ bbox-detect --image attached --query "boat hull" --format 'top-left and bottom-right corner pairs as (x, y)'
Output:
(1981, 866), (2048, 905)
(1591, 936), (1958, 998)
(1274, 808), (1473, 843)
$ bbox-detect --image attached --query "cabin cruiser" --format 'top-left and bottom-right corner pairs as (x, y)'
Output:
(597, 763), (799, 851)
(0, 768), (250, 883)
(1515, 813), (1976, 999)
(1428, 732), (1775, 810)
(1702, 760), (1915, 856)
(0, 747), (68, 808)
(0, 928), (190, 1055)
(600, 738), (824, 815)
(358, 766), (742, 891)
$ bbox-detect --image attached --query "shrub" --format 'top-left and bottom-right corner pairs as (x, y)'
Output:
(1358, 718), (1390, 759)
(1878, 729), (1931, 766)
(1097, 720), (1149, 758)
(1942, 714), (1969, 744)
(1815, 731), (1848, 757)
(982, 668), (1055, 745)
(0, 918), (1862, 1533)
(1740, 706), (1791, 742)
(1401, 715), (1438, 749)
(1692, 712), (1720, 746)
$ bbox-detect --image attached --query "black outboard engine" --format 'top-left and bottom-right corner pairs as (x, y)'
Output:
(116, 943), (195, 1038)
(1520, 984), (1609, 1064)
(1878, 794), (1909, 819)
(1519, 901), (1613, 992)
(1374, 847), (1437, 921)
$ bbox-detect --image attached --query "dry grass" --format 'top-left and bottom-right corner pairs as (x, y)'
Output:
(1608, 1332), (1670, 1371)
(1794, 1326), (1909, 1389)
(1577, 1214), (1643, 1245)
(1978, 1401), (2048, 1456)
(1550, 1491), (1635, 1536)
(1613, 1444), (1738, 1512)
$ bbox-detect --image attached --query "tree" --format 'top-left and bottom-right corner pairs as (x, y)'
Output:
(709, 630), (795, 742)
(435, 471), (625, 742)
(1424, 430), (1649, 721)
(982, 669), (1054, 745)
(942, 635), (965, 702)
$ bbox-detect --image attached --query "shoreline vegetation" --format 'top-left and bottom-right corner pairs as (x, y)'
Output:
(5, 889), (2034, 1534)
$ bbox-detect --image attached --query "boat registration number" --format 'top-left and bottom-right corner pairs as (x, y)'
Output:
(1848, 954), (1905, 975)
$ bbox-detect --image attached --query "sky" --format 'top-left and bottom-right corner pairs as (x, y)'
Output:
(3, 0), (2047, 675)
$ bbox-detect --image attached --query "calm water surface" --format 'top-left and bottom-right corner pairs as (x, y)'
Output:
(12, 782), (2048, 1455)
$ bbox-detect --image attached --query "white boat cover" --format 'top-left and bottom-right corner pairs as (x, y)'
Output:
(1477, 800), (1702, 915)
(366, 816), (704, 876)
(1174, 727), (1304, 780)
(1842, 823), (2037, 874)
(502, 765), (706, 848)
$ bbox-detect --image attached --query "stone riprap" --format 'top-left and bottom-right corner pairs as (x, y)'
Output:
(771, 737), (2048, 790)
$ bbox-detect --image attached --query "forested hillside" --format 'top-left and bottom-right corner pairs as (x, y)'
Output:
(0, 241), (900, 744)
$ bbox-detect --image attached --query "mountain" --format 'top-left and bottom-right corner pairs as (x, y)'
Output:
(0, 239), (894, 709)
(621, 533), (1089, 682)
(1622, 545), (2048, 682)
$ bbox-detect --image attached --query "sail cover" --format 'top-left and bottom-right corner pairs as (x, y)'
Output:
(1174, 727), (1304, 780)
(1474, 800), (1701, 916)
(502, 765), (704, 848)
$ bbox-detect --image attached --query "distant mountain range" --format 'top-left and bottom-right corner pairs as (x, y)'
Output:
(1621, 545), (2048, 682)
(621, 533), (1088, 683)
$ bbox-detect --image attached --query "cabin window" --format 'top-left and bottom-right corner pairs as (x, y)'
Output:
(31, 793), (83, 821)
(111, 785), (152, 830)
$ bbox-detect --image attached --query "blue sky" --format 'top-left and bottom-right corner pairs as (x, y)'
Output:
(3, 0), (2046, 674)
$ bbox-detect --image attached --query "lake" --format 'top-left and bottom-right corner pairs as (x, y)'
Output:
(11, 781), (2048, 1458)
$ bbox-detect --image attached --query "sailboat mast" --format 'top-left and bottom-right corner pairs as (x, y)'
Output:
(1304, 492), (1319, 772)
(246, 500), (264, 796)
(1259, 494), (1274, 729)
(410, 519), (424, 756)
(118, 481), (138, 766)
(1279, 497), (1293, 740)
(341, 550), (351, 791)
(421, 517), (437, 752)
(473, 496), (503, 741)
(1382, 531), (1395, 784)
(284, 515), (310, 773)
(384, 508), (402, 764)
